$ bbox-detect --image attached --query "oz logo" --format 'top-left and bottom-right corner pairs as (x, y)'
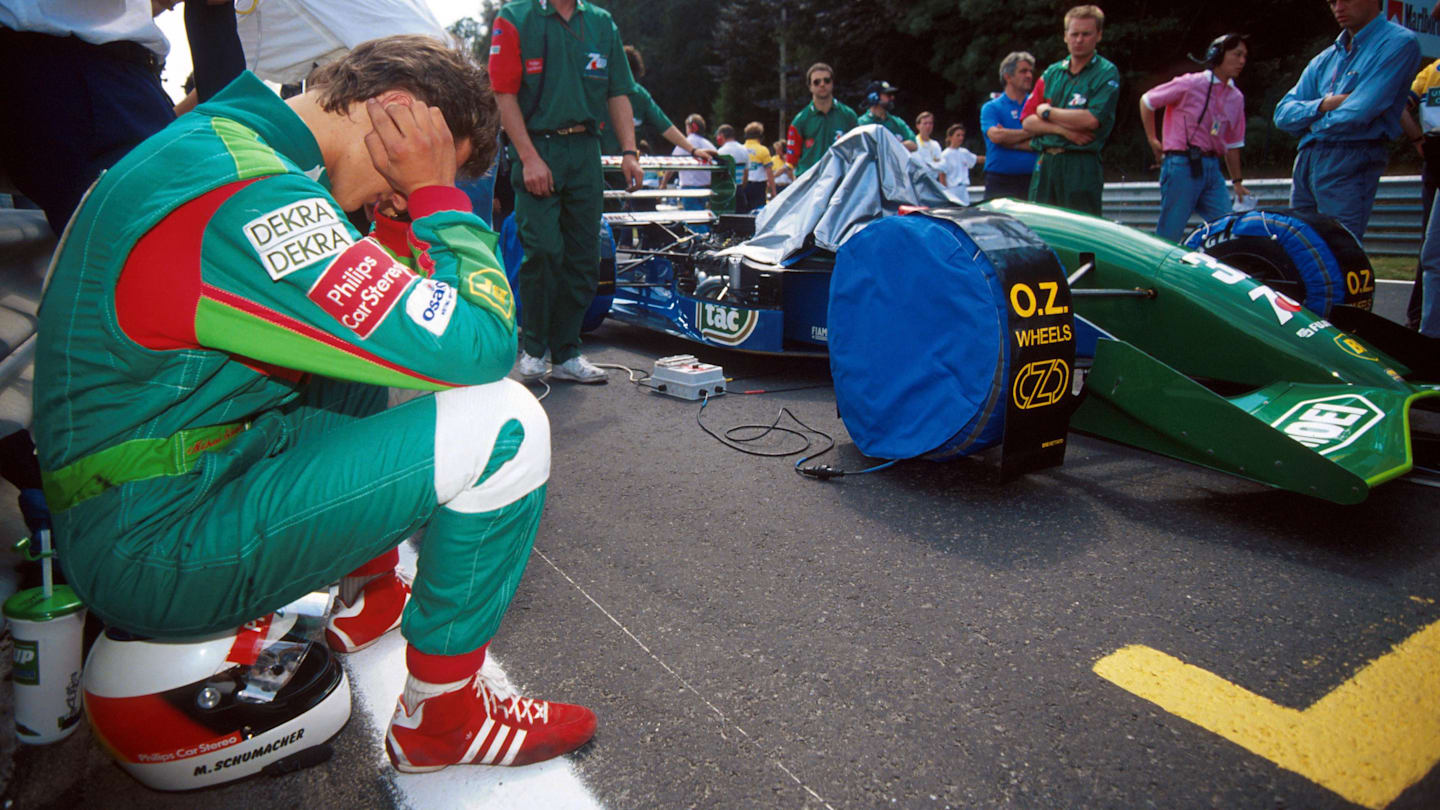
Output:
(1270, 394), (1384, 456)
(1012, 359), (1070, 410)
(697, 301), (758, 346)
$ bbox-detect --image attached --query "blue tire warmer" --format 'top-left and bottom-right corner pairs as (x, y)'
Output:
(498, 213), (615, 333)
(829, 209), (1075, 477)
(1183, 208), (1374, 315)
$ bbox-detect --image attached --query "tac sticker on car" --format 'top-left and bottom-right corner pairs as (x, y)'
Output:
(405, 278), (458, 337)
(1270, 394), (1385, 456)
(697, 301), (758, 346)
(244, 198), (352, 281)
(307, 238), (417, 339)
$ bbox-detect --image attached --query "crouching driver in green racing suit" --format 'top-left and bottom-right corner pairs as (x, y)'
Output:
(32, 36), (595, 772)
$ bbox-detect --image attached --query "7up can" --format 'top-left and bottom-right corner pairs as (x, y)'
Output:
(4, 585), (86, 744)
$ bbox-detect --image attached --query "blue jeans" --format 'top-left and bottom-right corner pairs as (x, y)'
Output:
(1289, 141), (1388, 239)
(1155, 154), (1231, 242)
(1421, 190), (1440, 337)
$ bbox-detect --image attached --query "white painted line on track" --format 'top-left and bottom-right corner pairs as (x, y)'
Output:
(533, 547), (839, 810)
(341, 543), (603, 810)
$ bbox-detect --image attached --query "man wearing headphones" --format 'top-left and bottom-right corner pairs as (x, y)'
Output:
(1139, 34), (1251, 242)
(858, 80), (918, 151)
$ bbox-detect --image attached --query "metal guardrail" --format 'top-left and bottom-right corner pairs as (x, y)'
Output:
(1086, 174), (1425, 256)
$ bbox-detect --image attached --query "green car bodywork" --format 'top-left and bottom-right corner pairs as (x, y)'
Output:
(979, 199), (1440, 504)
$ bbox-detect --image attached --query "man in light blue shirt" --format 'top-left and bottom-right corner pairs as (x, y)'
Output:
(1273, 0), (1420, 238)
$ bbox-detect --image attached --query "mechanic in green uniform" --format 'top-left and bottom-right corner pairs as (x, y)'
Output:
(34, 37), (597, 771)
(490, 0), (643, 384)
(785, 62), (860, 176)
(1021, 4), (1120, 216)
(599, 45), (714, 160)
(857, 80), (918, 150)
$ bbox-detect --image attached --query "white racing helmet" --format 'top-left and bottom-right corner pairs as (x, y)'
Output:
(83, 604), (350, 791)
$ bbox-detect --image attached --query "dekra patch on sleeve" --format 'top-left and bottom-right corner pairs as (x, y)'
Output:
(244, 197), (353, 281)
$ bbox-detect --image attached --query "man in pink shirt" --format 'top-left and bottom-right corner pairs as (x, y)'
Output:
(1139, 34), (1251, 242)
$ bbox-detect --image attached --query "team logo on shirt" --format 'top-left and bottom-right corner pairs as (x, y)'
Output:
(525, 58), (544, 75)
(1068, 93), (1088, 106)
(307, 238), (418, 338)
(244, 198), (353, 281)
(463, 268), (515, 323)
(584, 53), (608, 78)
(405, 278), (458, 337)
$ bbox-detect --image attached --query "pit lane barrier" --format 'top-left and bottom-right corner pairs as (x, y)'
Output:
(965, 175), (1426, 257)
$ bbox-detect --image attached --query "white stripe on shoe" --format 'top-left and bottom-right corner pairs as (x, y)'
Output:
(340, 543), (603, 808)
(500, 729), (528, 767)
(481, 724), (512, 765)
(462, 717), (495, 765)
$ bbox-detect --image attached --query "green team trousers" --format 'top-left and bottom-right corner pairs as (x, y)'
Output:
(1028, 150), (1103, 216)
(54, 378), (548, 656)
(512, 132), (603, 364)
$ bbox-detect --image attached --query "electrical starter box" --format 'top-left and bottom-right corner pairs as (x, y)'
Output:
(650, 355), (725, 400)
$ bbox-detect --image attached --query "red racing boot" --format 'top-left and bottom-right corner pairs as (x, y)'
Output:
(324, 571), (411, 653)
(385, 662), (597, 771)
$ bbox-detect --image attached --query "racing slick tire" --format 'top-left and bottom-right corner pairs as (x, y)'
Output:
(1183, 208), (1374, 315)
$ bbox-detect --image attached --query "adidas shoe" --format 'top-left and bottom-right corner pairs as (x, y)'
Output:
(550, 355), (607, 384)
(516, 352), (550, 381)
(325, 571), (410, 653)
(385, 664), (597, 771)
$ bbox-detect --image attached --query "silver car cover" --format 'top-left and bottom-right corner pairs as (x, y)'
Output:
(720, 124), (964, 266)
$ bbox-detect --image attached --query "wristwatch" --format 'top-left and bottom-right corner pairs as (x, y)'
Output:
(1040, 107), (1051, 121)
(622, 149), (639, 158)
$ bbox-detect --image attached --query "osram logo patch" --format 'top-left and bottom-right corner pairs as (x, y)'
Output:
(1012, 359), (1069, 410)
(307, 239), (417, 339)
(243, 198), (352, 281)
(406, 278), (458, 337)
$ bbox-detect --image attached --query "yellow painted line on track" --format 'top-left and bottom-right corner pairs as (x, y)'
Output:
(1093, 619), (1440, 809)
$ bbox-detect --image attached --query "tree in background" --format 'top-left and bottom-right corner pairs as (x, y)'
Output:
(457, 0), (1419, 177)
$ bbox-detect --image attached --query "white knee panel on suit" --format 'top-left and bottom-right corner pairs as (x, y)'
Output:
(432, 379), (550, 514)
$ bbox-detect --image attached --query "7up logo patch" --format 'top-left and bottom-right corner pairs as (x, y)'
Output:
(697, 301), (757, 346)
(1271, 394), (1384, 456)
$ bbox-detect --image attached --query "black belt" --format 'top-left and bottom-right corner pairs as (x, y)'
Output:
(1164, 150), (1220, 159)
(0, 28), (162, 76)
(529, 124), (590, 137)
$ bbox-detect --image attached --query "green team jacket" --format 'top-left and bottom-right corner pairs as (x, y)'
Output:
(489, 0), (636, 132)
(857, 110), (916, 144)
(599, 84), (673, 155)
(785, 99), (860, 175)
(33, 72), (518, 511)
(1025, 54), (1121, 154)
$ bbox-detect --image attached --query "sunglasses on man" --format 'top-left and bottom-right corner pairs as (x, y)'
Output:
(811, 76), (832, 86)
